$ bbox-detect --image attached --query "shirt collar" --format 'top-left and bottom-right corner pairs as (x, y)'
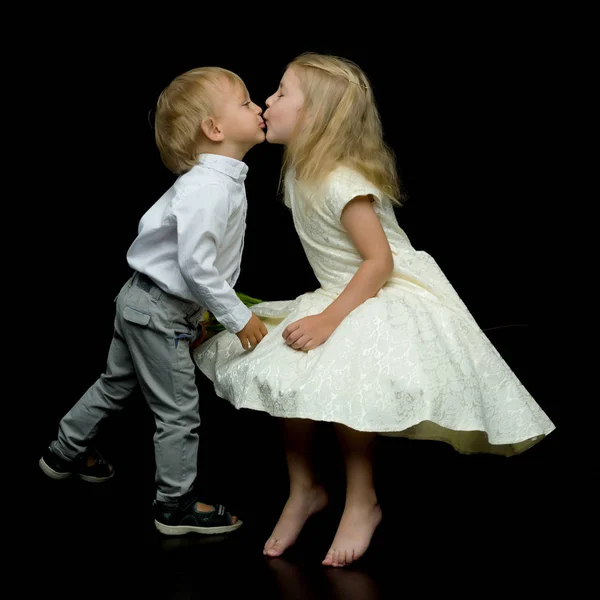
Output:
(196, 154), (248, 181)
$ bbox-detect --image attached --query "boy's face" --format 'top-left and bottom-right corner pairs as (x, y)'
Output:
(264, 67), (305, 145)
(213, 80), (266, 153)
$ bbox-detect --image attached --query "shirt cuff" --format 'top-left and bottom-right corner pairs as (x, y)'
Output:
(220, 302), (253, 334)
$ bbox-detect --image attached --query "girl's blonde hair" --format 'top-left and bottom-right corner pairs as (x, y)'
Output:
(283, 53), (403, 205)
(154, 67), (245, 175)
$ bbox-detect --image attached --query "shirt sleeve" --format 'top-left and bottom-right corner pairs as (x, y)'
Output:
(173, 183), (252, 334)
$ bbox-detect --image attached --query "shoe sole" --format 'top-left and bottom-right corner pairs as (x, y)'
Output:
(38, 457), (114, 483)
(39, 457), (72, 480)
(154, 519), (243, 536)
(79, 472), (115, 483)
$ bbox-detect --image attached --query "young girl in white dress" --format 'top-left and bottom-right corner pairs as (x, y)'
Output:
(193, 52), (555, 567)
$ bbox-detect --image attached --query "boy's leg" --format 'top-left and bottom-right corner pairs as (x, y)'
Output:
(40, 282), (139, 481)
(117, 274), (240, 534)
(120, 301), (200, 502)
(51, 320), (138, 462)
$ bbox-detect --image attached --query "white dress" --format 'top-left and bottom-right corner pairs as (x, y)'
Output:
(193, 167), (555, 456)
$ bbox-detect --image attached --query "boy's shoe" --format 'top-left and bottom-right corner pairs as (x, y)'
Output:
(38, 446), (114, 482)
(153, 489), (242, 535)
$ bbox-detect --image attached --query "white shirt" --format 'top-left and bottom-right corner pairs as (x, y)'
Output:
(126, 154), (252, 333)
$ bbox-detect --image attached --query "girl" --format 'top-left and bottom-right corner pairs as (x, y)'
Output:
(193, 53), (555, 567)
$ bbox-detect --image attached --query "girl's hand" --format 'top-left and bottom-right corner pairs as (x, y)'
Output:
(282, 314), (338, 351)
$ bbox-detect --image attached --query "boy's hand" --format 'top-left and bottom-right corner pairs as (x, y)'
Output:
(236, 313), (268, 350)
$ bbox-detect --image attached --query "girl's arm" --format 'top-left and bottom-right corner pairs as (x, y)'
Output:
(323, 195), (394, 325)
(282, 195), (394, 351)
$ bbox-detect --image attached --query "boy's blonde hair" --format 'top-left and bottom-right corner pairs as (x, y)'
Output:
(154, 67), (245, 174)
(283, 53), (402, 205)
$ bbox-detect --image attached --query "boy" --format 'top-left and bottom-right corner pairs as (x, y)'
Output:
(39, 67), (268, 535)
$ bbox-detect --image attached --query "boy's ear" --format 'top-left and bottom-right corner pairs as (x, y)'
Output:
(201, 117), (225, 142)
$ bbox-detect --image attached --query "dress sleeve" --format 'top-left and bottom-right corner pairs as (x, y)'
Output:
(324, 168), (384, 221)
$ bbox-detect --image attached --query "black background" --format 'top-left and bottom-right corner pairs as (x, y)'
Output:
(28, 18), (568, 593)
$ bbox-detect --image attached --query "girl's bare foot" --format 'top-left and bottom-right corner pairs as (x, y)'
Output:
(264, 485), (328, 557)
(322, 502), (382, 567)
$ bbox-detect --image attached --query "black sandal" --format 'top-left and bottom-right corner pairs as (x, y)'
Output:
(153, 491), (242, 536)
(39, 446), (114, 482)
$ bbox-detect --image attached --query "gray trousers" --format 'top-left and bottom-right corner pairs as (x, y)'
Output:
(52, 272), (205, 502)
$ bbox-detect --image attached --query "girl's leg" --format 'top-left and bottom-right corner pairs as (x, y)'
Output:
(264, 418), (329, 557)
(322, 424), (382, 568)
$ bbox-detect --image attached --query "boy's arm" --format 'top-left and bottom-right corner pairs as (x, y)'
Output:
(174, 183), (252, 334)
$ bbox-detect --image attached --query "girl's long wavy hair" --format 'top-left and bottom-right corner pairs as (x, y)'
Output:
(282, 52), (403, 205)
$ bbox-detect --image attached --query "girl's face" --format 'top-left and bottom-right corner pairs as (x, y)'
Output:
(264, 67), (305, 145)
